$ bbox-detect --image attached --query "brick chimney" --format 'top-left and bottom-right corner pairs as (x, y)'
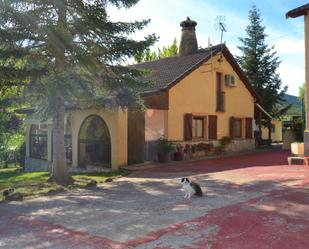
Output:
(179, 17), (198, 55)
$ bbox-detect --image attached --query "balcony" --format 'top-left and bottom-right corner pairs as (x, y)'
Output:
(216, 91), (225, 112)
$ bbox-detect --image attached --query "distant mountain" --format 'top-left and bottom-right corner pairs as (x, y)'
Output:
(281, 93), (301, 117)
(282, 94), (301, 106)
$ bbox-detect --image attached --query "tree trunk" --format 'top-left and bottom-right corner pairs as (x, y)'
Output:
(50, 0), (72, 184)
(50, 95), (72, 184)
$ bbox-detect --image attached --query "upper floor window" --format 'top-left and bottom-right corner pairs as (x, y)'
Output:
(29, 124), (48, 160)
(216, 72), (225, 112)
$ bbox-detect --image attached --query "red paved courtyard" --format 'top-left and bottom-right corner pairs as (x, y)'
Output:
(1, 149), (309, 249)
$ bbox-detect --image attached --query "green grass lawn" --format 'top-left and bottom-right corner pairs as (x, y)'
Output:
(0, 167), (123, 201)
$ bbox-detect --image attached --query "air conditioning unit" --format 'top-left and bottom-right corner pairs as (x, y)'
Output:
(224, 74), (237, 87)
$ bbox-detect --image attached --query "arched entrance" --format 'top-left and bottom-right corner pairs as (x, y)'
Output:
(78, 115), (111, 167)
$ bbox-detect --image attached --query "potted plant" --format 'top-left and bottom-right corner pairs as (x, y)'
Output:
(220, 136), (232, 146)
(156, 137), (175, 163)
(291, 142), (304, 156)
(290, 119), (304, 155)
(184, 144), (192, 159)
(174, 144), (184, 161)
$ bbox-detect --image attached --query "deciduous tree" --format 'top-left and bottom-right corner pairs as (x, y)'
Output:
(135, 38), (178, 63)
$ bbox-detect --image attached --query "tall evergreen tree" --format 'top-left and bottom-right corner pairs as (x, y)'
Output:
(135, 38), (178, 63)
(237, 5), (287, 114)
(0, 0), (156, 183)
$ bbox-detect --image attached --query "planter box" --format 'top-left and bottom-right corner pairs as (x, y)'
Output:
(157, 152), (170, 163)
(291, 142), (304, 156)
(192, 151), (206, 158)
(174, 152), (184, 161)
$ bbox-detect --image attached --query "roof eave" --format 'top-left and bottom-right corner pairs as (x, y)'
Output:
(286, 4), (309, 18)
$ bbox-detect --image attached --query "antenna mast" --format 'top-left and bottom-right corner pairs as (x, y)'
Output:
(215, 16), (227, 45)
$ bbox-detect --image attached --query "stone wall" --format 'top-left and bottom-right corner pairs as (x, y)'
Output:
(224, 139), (255, 152)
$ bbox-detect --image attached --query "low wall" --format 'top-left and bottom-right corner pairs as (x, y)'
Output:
(25, 157), (51, 172)
(144, 139), (255, 162)
(224, 139), (255, 152)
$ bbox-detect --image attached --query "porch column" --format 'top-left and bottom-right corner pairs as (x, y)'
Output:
(304, 14), (309, 155)
(268, 119), (272, 146)
(258, 111), (262, 134)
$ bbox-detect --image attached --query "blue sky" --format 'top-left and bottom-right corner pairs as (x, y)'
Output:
(108, 0), (308, 96)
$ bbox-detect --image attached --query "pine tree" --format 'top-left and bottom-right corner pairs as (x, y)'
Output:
(237, 5), (287, 115)
(0, 0), (156, 183)
(135, 38), (178, 63)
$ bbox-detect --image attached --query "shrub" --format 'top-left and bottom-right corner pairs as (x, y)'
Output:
(176, 143), (184, 152)
(220, 136), (232, 146)
(196, 142), (213, 152)
(156, 137), (175, 154)
(214, 145), (224, 154)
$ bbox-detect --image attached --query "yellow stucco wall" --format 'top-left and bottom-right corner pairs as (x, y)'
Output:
(26, 108), (127, 171)
(167, 53), (255, 141)
(262, 120), (282, 142)
(70, 108), (128, 170)
(305, 14), (309, 131)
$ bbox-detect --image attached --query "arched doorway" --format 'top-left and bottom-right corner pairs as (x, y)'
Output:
(78, 115), (111, 167)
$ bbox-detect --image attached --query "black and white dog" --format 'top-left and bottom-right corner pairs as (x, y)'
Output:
(181, 178), (203, 198)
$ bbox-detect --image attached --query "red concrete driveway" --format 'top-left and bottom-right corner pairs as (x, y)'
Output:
(1, 149), (309, 249)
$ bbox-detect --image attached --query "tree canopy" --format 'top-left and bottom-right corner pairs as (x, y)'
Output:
(237, 5), (287, 115)
(135, 38), (178, 63)
(0, 0), (156, 182)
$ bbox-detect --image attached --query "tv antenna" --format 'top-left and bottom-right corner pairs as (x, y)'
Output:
(215, 16), (227, 44)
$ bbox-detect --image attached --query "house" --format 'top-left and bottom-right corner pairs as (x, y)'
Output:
(262, 120), (282, 142)
(260, 94), (302, 143)
(286, 3), (309, 154)
(137, 17), (268, 160)
(24, 17), (267, 172)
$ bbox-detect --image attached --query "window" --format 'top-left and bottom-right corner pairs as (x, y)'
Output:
(192, 117), (204, 138)
(30, 124), (48, 160)
(233, 119), (242, 138)
(216, 72), (225, 112)
(271, 124), (275, 133)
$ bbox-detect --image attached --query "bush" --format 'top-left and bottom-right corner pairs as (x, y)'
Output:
(214, 145), (224, 154)
(156, 137), (175, 154)
(220, 136), (232, 146)
(196, 142), (213, 152)
(0, 149), (19, 167)
(291, 119), (303, 142)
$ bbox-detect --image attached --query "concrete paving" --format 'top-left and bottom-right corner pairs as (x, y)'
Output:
(0, 149), (309, 249)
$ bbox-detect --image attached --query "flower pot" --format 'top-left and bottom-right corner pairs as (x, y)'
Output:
(174, 152), (184, 161)
(291, 142), (304, 156)
(158, 152), (170, 163)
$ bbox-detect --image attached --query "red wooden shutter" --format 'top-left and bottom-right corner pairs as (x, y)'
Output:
(230, 117), (235, 139)
(208, 115), (217, 140)
(184, 114), (193, 141)
(245, 117), (253, 138)
(203, 116), (208, 139)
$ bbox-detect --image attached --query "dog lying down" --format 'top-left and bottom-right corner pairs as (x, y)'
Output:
(181, 177), (203, 198)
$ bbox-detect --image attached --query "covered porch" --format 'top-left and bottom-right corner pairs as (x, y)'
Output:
(23, 108), (128, 172)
